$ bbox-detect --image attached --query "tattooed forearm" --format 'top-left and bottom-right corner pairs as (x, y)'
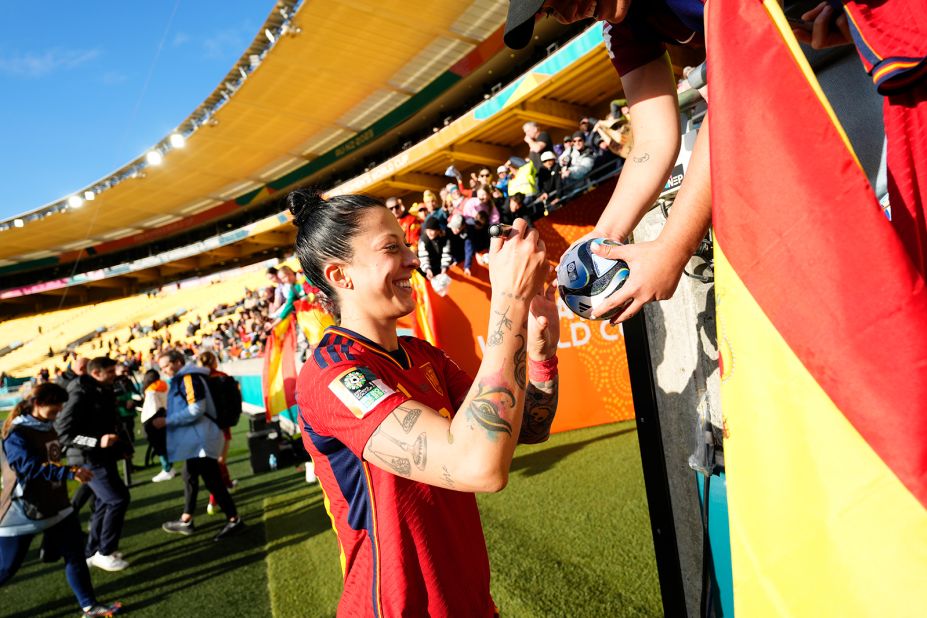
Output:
(513, 334), (527, 391)
(465, 380), (516, 438)
(487, 306), (513, 347)
(497, 291), (531, 302)
(519, 377), (559, 444)
(368, 427), (427, 476)
(632, 152), (650, 163)
(441, 465), (455, 489)
(393, 406), (422, 433)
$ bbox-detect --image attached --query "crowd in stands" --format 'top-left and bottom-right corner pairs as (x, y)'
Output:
(384, 104), (633, 284)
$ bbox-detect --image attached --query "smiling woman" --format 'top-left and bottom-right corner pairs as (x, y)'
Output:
(289, 189), (563, 616)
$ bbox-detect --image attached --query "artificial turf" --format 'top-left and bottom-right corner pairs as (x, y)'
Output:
(3, 421), (661, 617)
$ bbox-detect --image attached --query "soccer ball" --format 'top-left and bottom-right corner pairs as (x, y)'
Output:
(556, 239), (630, 320)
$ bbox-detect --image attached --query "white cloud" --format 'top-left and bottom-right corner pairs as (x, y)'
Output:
(0, 48), (101, 78)
(101, 70), (128, 85)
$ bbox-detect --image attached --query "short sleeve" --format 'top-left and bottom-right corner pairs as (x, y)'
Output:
(297, 362), (410, 457)
(436, 351), (474, 411)
(603, 17), (667, 77)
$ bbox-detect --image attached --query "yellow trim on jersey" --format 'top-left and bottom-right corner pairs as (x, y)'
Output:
(183, 375), (196, 405)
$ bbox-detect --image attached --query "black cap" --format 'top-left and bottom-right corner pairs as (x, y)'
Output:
(504, 0), (545, 49)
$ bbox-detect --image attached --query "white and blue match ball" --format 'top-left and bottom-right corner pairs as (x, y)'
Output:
(556, 239), (630, 320)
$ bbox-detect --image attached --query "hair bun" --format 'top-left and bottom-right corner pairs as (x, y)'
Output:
(287, 189), (324, 227)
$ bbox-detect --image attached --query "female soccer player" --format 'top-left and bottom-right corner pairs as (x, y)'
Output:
(290, 190), (560, 617)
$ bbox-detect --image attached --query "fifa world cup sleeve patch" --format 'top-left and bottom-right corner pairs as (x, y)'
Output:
(328, 366), (396, 418)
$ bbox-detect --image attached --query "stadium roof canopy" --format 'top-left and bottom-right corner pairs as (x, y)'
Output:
(0, 0), (510, 265)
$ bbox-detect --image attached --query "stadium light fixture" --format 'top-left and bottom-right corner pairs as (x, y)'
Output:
(13, 218), (24, 228)
(169, 133), (186, 148)
(68, 195), (84, 208)
(83, 190), (96, 201)
(265, 28), (276, 43)
(146, 150), (163, 166)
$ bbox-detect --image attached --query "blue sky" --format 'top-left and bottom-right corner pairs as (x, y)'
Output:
(0, 2), (274, 220)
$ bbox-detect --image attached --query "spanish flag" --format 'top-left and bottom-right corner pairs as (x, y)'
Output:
(409, 270), (439, 347)
(262, 314), (299, 424)
(708, 2), (927, 615)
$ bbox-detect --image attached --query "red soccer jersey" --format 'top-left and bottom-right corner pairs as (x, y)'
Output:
(296, 326), (494, 618)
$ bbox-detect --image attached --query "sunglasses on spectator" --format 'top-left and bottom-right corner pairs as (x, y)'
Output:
(479, 172), (491, 177)
(388, 205), (402, 211)
(572, 138), (585, 143)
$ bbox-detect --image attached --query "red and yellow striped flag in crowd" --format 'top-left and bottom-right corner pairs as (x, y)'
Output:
(409, 270), (439, 347)
(262, 314), (298, 423)
(708, 1), (927, 614)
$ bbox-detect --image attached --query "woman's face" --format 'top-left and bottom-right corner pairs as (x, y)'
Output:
(33, 402), (63, 422)
(340, 207), (421, 321)
(478, 189), (490, 203)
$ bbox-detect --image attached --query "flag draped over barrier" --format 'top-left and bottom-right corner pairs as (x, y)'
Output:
(409, 270), (439, 347)
(262, 315), (299, 424)
(709, 1), (927, 614)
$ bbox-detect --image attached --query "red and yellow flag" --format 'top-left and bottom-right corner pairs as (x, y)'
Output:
(709, 1), (927, 614)
(409, 270), (439, 347)
(262, 315), (299, 423)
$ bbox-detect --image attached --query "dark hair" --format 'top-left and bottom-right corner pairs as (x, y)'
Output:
(266, 266), (278, 276)
(88, 356), (116, 374)
(198, 350), (218, 369)
(142, 369), (160, 390)
(158, 349), (185, 365)
(2, 383), (68, 438)
(287, 189), (383, 317)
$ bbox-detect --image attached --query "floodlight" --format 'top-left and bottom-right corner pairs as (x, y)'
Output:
(68, 195), (84, 208)
(13, 218), (24, 227)
(83, 191), (95, 201)
(146, 150), (163, 166)
(169, 133), (185, 148)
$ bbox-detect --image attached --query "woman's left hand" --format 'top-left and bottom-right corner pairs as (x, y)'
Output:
(527, 278), (560, 361)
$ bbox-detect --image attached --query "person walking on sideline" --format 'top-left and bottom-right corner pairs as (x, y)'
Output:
(154, 350), (244, 541)
(1, 383), (123, 617)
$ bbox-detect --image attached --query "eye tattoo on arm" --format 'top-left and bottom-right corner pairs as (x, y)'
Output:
(466, 381), (516, 437)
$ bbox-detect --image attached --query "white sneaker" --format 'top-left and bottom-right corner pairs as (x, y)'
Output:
(305, 463), (318, 485)
(87, 552), (129, 572)
(152, 469), (176, 483)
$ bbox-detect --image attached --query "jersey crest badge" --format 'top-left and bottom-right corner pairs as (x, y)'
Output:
(420, 362), (444, 396)
(329, 366), (395, 418)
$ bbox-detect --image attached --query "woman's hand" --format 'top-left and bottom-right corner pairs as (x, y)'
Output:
(488, 218), (548, 302)
(527, 279), (560, 360)
(793, 2), (851, 49)
(588, 237), (691, 323)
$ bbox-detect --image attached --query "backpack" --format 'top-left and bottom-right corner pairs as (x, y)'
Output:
(205, 374), (243, 430)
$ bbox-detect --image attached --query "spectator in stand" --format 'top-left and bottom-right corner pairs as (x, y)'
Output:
(57, 356), (87, 390)
(141, 370), (174, 482)
(537, 151), (564, 208)
(523, 121), (553, 169)
(266, 267), (285, 314)
(460, 186), (501, 224)
(386, 197), (421, 246)
(446, 184), (465, 215)
(421, 190), (447, 232)
(578, 116), (602, 151)
(154, 350), (244, 541)
(505, 157), (539, 201)
(495, 164), (510, 197)
(501, 193), (539, 225)
(197, 351), (237, 517)
(468, 168), (494, 192)
(418, 218), (453, 280)
(0, 383), (123, 618)
(560, 132), (597, 188)
(55, 357), (130, 572)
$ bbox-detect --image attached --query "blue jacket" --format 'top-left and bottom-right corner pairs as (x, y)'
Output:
(165, 364), (223, 462)
(0, 415), (74, 536)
